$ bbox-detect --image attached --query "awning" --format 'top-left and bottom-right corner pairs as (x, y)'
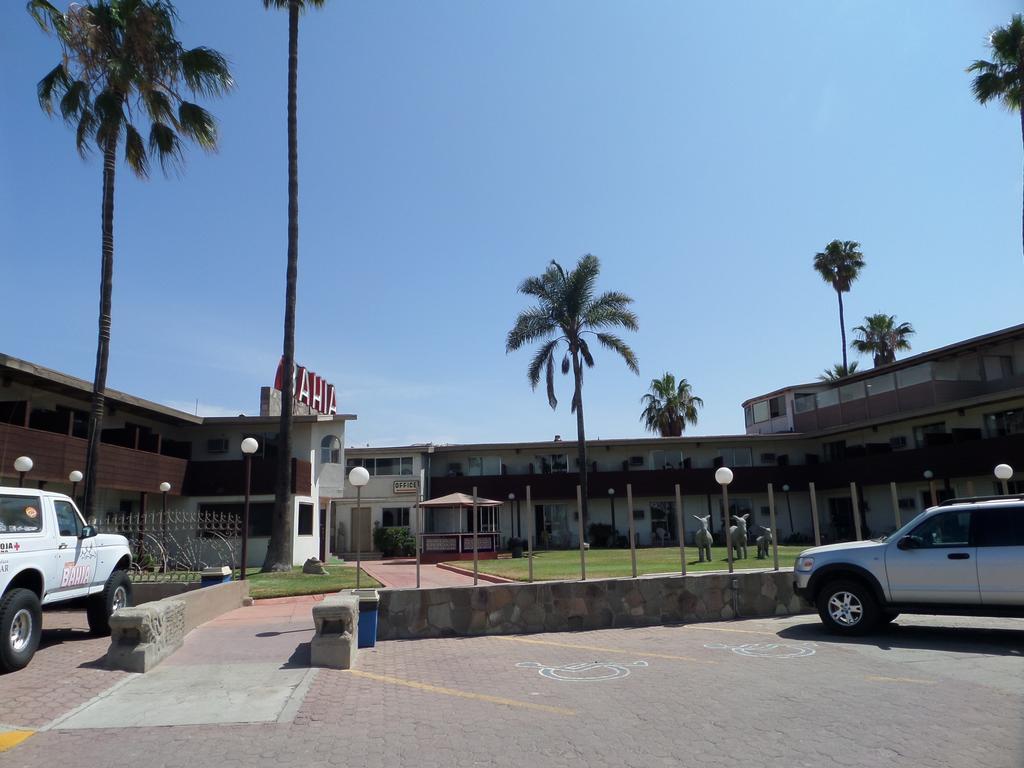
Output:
(418, 492), (504, 508)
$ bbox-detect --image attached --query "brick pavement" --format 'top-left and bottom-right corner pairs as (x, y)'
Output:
(3, 609), (1023, 767)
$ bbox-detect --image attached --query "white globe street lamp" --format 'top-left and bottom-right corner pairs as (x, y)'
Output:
(715, 467), (735, 573)
(14, 456), (33, 487)
(239, 439), (260, 580)
(69, 470), (83, 501)
(349, 466), (371, 587)
(994, 463), (1014, 495)
(923, 470), (937, 507)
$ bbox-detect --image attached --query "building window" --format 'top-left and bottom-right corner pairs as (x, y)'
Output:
(719, 447), (752, 467)
(651, 450), (683, 469)
(320, 435), (341, 464)
(984, 410), (1024, 438)
(752, 400), (770, 423)
(744, 405), (754, 427)
(983, 355), (1013, 381)
(298, 503), (314, 536)
(382, 507), (410, 528)
(913, 422), (946, 448)
(822, 440), (847, 462)
(535, 454), (568, 473)
(769, 395), (786, 418)
(794, 392), (817, 413)
(345, 456), (413, 476)
(468, 456), (502, 476)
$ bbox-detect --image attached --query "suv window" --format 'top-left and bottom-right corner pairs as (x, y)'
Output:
(0, 495), (43, 534)
(54, 500), (82, 537)
(908, 510), (971, 548)
(973, 507), (1024, 547)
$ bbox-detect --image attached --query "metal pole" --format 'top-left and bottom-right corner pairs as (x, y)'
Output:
(1001, 479), (1009, 496)
(356, 487), (362, 589)
(161, 490), (168, 573)
(850, 482), (863, 541)
(724, 485), (733, 574)
(626, 483), (637, 578)
(889, 481), (901, 529)
(966, 480), (975, 497)
(809, 482), (821, 546)
(416, 468), (424, 589)
(609, 493), (617, 544)
(18, 472), (24, 488)
(241, 456), (251, 580)
(929, 480), (938, 507)
(526, 485), (534, 583)
(576, 485), (586, 581)
(472, 486), (479, 586)
(767, 483), (779, 571)
(674, 484), (686, 575)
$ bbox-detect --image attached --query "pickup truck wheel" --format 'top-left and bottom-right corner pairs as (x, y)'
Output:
(87, 571), (133, 636)
(816, 580), (879, 635)
(1, 588), (42, 673)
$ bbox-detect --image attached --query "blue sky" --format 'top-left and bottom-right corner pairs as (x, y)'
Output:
(1, 0), (1021, 447)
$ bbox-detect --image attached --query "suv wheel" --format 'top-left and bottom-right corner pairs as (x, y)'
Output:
(0, 588), (43, 673)
(816, 580), (879, 635)
(87, 571), (133, 636)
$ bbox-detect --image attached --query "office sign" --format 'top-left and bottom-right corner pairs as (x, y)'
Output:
(393, 480), (419, 495)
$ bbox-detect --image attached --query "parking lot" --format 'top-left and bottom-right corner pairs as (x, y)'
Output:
(2, 607), (1022, 767)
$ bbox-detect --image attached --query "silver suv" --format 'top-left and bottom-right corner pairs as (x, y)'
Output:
(793, 496), (1024, 634)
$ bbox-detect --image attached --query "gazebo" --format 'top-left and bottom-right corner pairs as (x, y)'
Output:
(417, 492), (505, 563)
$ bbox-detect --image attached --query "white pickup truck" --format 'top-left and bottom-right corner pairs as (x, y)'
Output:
(1, 487), (133, 672)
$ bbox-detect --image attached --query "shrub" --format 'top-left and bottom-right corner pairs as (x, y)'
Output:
(373, 526), (415, 557)
(587, 523), (614, 547)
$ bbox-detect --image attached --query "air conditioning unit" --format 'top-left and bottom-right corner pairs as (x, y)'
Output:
(889, 436), (908, 450)
(207, 438), (229, 454)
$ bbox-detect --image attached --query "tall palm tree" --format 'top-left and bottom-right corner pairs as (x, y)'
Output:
(29, 0), (231, 521)
(507, 255), (639, 534)
(851, 313), (915, 367)
(640, 373), (703, 437)
(262, 0), (327, 572)
(818, 362), (859, 383)
(969, 14), (1024, 259)
(813, 240), (865, 373)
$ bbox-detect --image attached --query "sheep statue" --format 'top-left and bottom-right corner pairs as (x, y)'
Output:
(756, 526), (773, 559)
(692, 514), (713, 562)
(729, 513), (750, 560)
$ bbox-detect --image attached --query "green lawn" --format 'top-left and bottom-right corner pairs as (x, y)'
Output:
(446, 545), (805, 582)
(244, 565), (381, 599)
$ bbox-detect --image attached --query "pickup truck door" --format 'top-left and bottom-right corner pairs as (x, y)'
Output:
(49, 499), (96, 601)
(973, 507), (1024, 606)
(885, 509), (980, 604)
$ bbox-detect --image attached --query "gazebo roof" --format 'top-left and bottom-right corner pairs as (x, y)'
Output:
(418, 492), (504, 508)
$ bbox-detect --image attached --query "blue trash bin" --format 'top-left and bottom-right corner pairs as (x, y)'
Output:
(354, 589), (379, 648)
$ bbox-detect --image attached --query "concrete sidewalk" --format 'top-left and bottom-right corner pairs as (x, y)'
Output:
(358, 558), (478, 588)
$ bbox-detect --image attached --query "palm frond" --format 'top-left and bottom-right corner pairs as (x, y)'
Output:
(58, 80), (89, 123)
(179, 47), (234, 97)
(578, 338), (595, 368)
(527, 338), (560, 391)
(36, 63), (69, 113)
(124, 122), (149, 177)
(596, 333), (639, 375)
(263, 0), (330, 10)
(177, 101), (217, 149)
(506, 307), (557, 352)
(148, 121), (184, 173)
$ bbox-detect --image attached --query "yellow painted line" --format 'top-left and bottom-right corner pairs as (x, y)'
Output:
(491, 635), (717, 664)
(0, 730), (34, 752)
(348, 670), (576, 716)
(865, 675), (937, 685)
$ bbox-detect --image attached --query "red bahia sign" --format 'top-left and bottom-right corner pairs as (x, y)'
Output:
(274, 359), (338, 416)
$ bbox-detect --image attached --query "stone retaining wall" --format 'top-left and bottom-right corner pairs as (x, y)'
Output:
(377, 570), (808, 640)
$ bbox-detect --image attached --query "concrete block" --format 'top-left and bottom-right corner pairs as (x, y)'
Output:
(106, 600), (187, 673)
(310, 594), (358, 669)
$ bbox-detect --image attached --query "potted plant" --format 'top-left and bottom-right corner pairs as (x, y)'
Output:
(507, 536), (525, 558)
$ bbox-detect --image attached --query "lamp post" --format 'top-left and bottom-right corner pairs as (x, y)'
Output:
(994, 463), (1014, 496)
(14, 456), (33, 488)
(240, 438), (259, 580)
(715, 466), (734, 574)
(782, 483), (794, 539)
(159, 481), (171, 570)
(69, 470), (83, 503)
(508, 492), (517, 539)
(924, 469), (937, 507)
(348, 466), (370, 588)
(607, 487), (616, 545)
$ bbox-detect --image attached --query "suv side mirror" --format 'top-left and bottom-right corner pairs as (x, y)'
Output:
(79, 525), (98, 539)
(897, 534), (919, 551)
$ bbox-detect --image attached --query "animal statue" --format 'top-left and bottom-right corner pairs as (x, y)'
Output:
(692, 514), (713, 562)
(756, 526), (773, 559)
(729, 514), (750, 560)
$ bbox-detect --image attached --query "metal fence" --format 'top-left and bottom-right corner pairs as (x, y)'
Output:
(100, 508), (241, 582)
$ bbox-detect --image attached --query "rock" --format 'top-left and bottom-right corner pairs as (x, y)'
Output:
(303, 557), (329, 575)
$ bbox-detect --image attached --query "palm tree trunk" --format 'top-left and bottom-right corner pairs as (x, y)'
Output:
(1019, 106), (1023, 261)
(265, 0), (300, 572)
(837, 289), (848, 372)
(82, 137), (117, 521)
(570, 349), (589, 540)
